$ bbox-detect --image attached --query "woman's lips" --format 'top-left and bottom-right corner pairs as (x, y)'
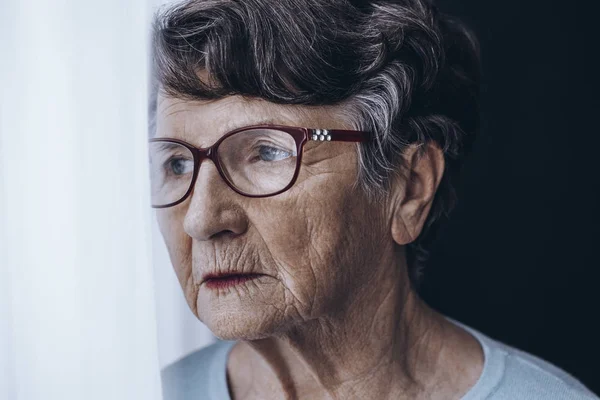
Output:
(203, 273), (265, 289)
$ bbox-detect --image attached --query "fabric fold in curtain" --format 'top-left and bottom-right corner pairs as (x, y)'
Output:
(0, 1), (163, 399)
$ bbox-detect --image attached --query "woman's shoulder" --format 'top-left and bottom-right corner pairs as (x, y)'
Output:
(161, 340), (236, 400)
(497, 346), (597, 399)
(451, 319), (598, 399)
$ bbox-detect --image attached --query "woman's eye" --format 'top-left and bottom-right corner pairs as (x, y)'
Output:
(167, 157), (194, 175)
(257, 146), (292, 162)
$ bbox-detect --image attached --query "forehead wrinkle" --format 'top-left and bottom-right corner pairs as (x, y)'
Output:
(215, 99), (295, 133)
(222, 105), (344, 133)
(164, 106), (187, 120)
(157, 95), (187, 115)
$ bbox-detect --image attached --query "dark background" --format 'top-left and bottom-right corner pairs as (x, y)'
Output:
(421, 0), (599, 395)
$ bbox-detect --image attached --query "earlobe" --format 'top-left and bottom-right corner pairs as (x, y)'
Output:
(389, 142), (445, 246)
(391, 209), (414, 245)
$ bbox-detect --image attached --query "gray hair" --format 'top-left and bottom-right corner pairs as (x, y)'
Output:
(149, 0), (481, 288)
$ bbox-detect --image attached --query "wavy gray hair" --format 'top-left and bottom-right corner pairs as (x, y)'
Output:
(149, 0), (481, 288)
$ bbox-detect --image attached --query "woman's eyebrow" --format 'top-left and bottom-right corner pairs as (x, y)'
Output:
(169, 117), (287, 145)
(219, 117), (283, 133)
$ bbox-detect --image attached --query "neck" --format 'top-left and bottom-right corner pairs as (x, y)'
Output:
(227, 255), (483, 400)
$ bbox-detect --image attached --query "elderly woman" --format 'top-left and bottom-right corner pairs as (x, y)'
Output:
(148, 0), (597, 399)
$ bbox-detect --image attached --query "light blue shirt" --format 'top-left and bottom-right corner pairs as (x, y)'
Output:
(161, 319), (598, 399)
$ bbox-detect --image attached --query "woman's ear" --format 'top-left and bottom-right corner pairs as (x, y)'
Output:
(389, 142), (445, 245)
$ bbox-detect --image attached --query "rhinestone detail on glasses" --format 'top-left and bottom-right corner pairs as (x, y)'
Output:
(311, 129), (332, 141)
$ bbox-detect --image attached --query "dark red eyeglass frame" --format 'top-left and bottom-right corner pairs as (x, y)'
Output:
(149, 124), (369, 208)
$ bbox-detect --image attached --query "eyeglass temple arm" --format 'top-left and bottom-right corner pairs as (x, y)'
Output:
(309, 129), (368, 142)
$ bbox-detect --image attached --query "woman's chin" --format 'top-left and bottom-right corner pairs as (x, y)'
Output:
(204, 315), (285, 341)
(197, 303), (291, 341)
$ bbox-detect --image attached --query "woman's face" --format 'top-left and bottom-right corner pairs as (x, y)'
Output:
(155, 93), (392, 340)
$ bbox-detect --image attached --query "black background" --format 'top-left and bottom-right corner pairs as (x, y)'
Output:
(422, 0), (599, 395)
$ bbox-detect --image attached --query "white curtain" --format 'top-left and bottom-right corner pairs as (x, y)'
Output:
(0, 0), (164, 399)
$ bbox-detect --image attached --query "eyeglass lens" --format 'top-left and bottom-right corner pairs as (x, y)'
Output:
(149, 128), (298, 206)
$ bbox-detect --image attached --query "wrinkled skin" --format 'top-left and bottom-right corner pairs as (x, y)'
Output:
(155, 93), (484, 400)
(155, 94), (388, 339)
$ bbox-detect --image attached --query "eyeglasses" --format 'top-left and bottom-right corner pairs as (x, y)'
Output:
(148, 124), (369, 208)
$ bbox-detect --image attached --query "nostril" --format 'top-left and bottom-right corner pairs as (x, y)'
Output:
(209, 230), (238, 240)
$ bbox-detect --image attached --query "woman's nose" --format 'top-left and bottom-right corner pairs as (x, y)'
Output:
(182, 161), (248, 241)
